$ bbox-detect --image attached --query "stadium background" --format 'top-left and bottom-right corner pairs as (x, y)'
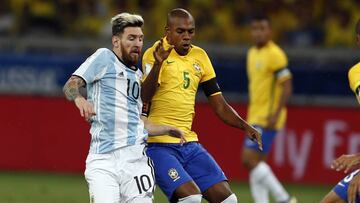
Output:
(1, 0), (360, 202)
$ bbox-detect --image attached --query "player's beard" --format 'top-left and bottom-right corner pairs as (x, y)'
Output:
(120, 44), (140, 67)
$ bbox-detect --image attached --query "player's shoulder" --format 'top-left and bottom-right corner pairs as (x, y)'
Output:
(143, 41), (159, 58)
(91, 48), (113, 59)
(267, 41), (287, 60)
(268, 41), (285, 54)
(348, 62), (360, 75)
(95, 48), (112, 55)
(189, 44), (209, 57)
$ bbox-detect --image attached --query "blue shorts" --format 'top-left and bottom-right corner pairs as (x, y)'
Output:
(333, 169), (360, 203)
(146, 142), (227, 202)
(243, 125), (277, 154)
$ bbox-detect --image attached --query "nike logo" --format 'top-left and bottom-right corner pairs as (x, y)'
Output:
(166, 60), (175, 64)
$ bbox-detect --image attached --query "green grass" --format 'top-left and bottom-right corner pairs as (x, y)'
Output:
(0, 171), (332, 203)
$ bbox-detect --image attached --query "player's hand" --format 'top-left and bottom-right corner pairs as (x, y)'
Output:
(246, 126), (262, 151)
(167, 126), (186, 145)
(348, 173), (360, 203)
(153, 38), (174, 65)
(331, 154), (360, 173)
(74, 96), (96, 122)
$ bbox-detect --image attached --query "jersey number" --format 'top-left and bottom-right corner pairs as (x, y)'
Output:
(134, 175), (152, 194)
(344, 169), (360, 183)
(183, 71), (190, 89)
(127, 79), (140, 99)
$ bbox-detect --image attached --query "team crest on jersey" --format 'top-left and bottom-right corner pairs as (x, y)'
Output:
(193, 62), (202, 77)
(256, 61), (262, 69)
(193, 62), (201, 71)
(168, 168), (180, 181)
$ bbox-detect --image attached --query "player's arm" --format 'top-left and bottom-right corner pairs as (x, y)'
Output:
(331, 153), (360, 173)
(141, 116), (186, 144)
(202, 78), (262, 150)
(141, 39), (174, 102)
(348, 173), (360, 203)
(267, 75), (292, 129)
(63, 75), (95, 121)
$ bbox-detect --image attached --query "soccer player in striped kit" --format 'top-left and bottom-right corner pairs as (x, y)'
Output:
(63, 13), (184, 203)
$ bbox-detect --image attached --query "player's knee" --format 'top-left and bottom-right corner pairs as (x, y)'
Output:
(178, 194), (202, 203)
(241, 150), (261, 170)
(220, 194), (237, 203)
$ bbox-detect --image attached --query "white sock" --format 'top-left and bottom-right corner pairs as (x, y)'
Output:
(250, 162), (269, 203)
(251, 162), (289, 203)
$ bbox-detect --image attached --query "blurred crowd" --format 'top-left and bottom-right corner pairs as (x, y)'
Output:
(1, 0), (360, 47)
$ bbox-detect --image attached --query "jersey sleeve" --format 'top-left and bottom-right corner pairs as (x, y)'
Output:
(270, 48), (291, 83)
(348, 64), (360, 103)
(141, 42), (159, 82)
(199, 50), (216, 83)
(73, 48), (109, 84)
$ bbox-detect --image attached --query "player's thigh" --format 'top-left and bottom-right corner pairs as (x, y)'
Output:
(185, 143), (227, 194)
(320, 191), (346, 203)
(203, 181), (234, 203)
(85, 153), (119, 203)
(146, 145), (196, 200)
(120, 145), (156, 202)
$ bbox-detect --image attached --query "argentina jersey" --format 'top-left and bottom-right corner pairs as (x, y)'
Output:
(73, 48), (147, 154)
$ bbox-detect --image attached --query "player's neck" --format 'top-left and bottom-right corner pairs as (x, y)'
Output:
(255, 41), (270, 49)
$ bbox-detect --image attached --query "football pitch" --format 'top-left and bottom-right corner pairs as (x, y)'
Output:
(0, 171), (331, 203)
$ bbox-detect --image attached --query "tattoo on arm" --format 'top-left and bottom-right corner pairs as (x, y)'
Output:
(63, 76), (86, 101)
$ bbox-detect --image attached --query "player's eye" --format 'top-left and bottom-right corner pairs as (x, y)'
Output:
(176, 29), (184, 34)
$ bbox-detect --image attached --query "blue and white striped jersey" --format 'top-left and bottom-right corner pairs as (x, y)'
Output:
(73, 48), (147, 154)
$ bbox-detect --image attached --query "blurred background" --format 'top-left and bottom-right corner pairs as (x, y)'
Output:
(1, 0), (360, 202)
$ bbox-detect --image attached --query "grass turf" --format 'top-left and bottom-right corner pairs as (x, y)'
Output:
(0, 171), (332, 203)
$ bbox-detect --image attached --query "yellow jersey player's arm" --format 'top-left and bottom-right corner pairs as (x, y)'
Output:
(141, 116), (186, 143)
(348, 63), (360, 103)
(202, 78), (262, 150)
(267, 49), (292, 129)
(141, 39), (173, 103)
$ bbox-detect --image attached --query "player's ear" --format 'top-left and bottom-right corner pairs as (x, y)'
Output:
(112, 35), (120, 48)
(165, 26), (170, 35)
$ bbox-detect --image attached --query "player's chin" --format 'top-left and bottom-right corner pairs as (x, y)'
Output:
(130, 54), (139, 63)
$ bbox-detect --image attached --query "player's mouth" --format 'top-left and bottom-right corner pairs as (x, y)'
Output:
(130, 50), (140, 56)
(182, 44), (190, 49)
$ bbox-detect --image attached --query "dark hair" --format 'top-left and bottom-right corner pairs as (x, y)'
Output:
(111, 13), (144, 36)
(251, 13), (270, 23)
(166, 8), (193, 26)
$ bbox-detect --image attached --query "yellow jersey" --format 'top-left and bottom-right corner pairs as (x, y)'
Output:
(348, 62), (360, 104)
(247, 41), (291, 129)
(142, 39), (217, 143)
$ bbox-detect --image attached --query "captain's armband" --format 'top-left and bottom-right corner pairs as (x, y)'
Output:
(201, 78), (221, 97)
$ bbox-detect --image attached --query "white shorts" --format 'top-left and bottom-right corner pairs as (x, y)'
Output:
(84, 144), (155, 203)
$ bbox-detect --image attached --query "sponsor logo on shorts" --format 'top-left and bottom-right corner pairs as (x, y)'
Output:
(168, 168), (180, 181)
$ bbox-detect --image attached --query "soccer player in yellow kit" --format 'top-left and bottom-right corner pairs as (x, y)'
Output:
(321, 18), (360, 203)
(141, 8), (262, 203)
(241, 15), (296, 203)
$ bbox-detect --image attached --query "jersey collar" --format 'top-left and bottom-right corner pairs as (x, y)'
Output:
(111, 50), (138, 71)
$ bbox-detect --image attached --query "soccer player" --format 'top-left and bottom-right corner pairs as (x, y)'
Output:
(141, 8), (262, 203)
(321, 18), (360, 203)
(241, 14), (296, 203)
(63, 13), (184, 203)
